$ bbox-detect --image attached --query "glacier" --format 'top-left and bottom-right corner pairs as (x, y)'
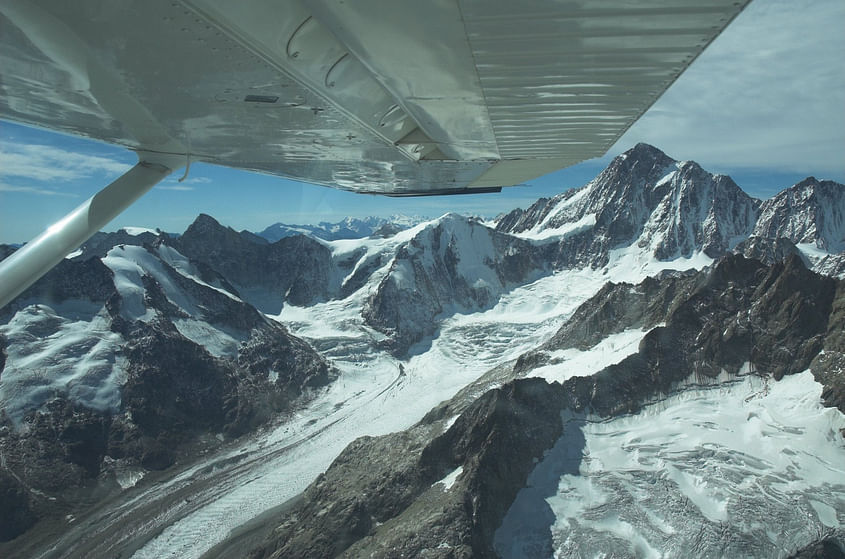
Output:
(496, 371), (845, 559)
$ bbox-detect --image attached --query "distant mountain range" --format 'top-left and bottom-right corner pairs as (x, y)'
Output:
(256, 215), (427, 242)
(1, 144), (843, 558)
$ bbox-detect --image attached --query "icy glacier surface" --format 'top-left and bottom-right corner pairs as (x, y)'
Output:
(496, 371), (845, 559)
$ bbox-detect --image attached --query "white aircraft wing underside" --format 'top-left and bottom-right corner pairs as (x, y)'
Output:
(0, 0), (749, 195)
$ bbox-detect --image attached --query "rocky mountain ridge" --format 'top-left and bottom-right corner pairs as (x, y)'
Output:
(1, 142), (844, 556)
(113, 145), (842, 356)
(497, 144), (842, 275)
(247, 253), (845, 558)
(0, 240), (334, 541)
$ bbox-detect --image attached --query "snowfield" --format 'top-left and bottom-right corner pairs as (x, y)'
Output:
(126, 228), (724, 559)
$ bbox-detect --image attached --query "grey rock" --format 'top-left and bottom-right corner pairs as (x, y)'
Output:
(362, 215), (545, 355)
(249, 378), (568, 559)
(754, 177), (845, 252)
(172, 214), (335, 313)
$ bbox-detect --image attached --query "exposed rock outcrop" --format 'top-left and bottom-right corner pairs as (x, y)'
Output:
(0, 241), (335, 540)
(249, 253), (844, 558)
(362, 214), (546, 355)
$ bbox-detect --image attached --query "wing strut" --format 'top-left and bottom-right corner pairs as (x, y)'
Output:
(0, 153), (184, 309)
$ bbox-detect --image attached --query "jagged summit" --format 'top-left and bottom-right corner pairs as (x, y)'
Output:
(754, 176), (845, 252)
(497, 143), (759, 267)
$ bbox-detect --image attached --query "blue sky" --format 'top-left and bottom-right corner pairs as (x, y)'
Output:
(1, 0), (843, 244)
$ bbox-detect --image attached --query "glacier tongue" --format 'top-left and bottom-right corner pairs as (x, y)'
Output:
(496, 371), (845, 559)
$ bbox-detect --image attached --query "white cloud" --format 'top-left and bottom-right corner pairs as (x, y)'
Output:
(159, 176), (211, 187)
(156, 184), (195, 191)
(613, 0), (845, 178)
(0, 182), (78, 197)
(0, 143), (132, 181)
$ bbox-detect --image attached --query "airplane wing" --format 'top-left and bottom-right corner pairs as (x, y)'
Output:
(0, 0), (749, 308)
(0, 0), (749, 195)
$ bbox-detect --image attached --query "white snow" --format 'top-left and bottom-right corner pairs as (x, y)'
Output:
(437, 466), (464, 491)
(605, 243), (713, 284)
(390, 259), (417, 291)
(529, 328), (648, 383)
(796, 242), (830, 259)
(515, 213), (597, 242)
(496, 371), (845, 558)
(103, 247), (156, 321)
(121, 226), (158, 236)
(0, 301), (126, 425)
(172, 319), (241, 358)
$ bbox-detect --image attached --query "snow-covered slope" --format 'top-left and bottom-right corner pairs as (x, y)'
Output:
(497, 372), (845, 559)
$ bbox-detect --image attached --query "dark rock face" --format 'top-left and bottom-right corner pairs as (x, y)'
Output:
(788, 537), (845, 559)
(5, 255), (118, 310)
(811, 281), (845, 412)
(172, 214), (335, 312)
(735, 235), (805, 266)
(362, 215), (546, 355)
(249, 378), (568, 559)
(497, 143), (760, 268)
(0, 240), (335, 540)
(0, 470), (36, 542)
(119, 320), (235, 444)
(754, 177), (845, 252)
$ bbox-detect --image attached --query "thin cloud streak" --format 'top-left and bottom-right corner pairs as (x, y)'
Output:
(0, 182), (78, 197)
(160, 176), (212, 186)
(0, 143), (132, 181)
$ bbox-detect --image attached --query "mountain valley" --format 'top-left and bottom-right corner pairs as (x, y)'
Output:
(1, 144), (843, 558)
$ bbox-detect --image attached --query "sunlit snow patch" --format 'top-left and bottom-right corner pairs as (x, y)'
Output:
(436, 465), (464, 491)
(515, 213), (597, 243)
(528, 328), (648, 383)
(121, 226), (158, 236)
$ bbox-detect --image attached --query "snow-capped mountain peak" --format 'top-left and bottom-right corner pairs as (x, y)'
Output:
(496, 143), (760, 269)
(754, 176), (845, 252)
